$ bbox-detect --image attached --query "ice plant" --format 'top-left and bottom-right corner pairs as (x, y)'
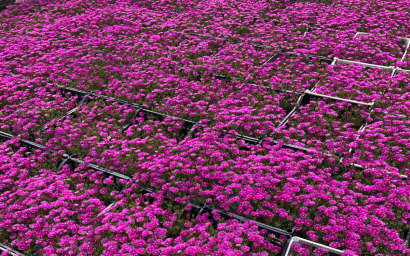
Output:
(0, 0), (409, 255)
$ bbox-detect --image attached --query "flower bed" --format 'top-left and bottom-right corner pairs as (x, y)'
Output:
(130, 135), (409, 255)
(333, 33), (407, 66)
(399, 50), (410, 70)
(250, 53), (329, 92)
(0, 83), (78, 139)
(0, 0), (409, 255)
(0, 140), (286, 255)
(348, 113), (410, 176)
(296, 27), (356, 57)
(39, 97), (135, 156)
(191, 42), (277, 80)
(100, 184), (286, 255)
(0, 141), (125, 255)
(314, 64), (394, 105)
(275, 97), (371, 154)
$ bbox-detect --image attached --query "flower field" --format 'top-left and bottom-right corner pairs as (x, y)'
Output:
(0, 0), (409, 255)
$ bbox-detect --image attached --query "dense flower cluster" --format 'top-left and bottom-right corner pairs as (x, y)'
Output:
(0, 0), (409, 255)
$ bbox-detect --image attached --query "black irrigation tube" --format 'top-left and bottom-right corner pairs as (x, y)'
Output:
(58, 86), (265, 146)
(0, 131), (132, 181)
(0, 131), (61, 155)
(45, 53), (384, 166)
(199, 204), (294, 256)
(58, 85), (354, 153)
(59, 86), (198, 128)
(56, 154), (77, 172)
(271, 140), (317, 153)
(1, 85), (381, 254)
(285, 52), (334, 64)
(0, 130), (12, 141)
(59, 86), (144, 109)
(130, 185), (294, 256)
(59, 86), (331, 150)
(0, 130), (295, 255)
(1, 128), (404, 254)
(272, 78), (376, 160)
(267, 82), (329, 154)
(214, 74), (231, 81)
(40, 93), (91, 133)
(201, 204), (294, 237)
(69, 157), (131, 181)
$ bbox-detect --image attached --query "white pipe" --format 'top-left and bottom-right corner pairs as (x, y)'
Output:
(283, 237), (344, 256)
(334, 58), (395, 70)
(305, 90), (374, 106)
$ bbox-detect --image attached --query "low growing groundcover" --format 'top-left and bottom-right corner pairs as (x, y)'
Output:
(0, 0), (409, 255)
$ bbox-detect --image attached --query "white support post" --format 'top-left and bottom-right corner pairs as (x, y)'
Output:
(283, 237), (344, 256)
(333, 58), (395, 70)
(354, 32), (410, 63)
(304, 90), (374, 106)
(354, 31), (369, 38)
